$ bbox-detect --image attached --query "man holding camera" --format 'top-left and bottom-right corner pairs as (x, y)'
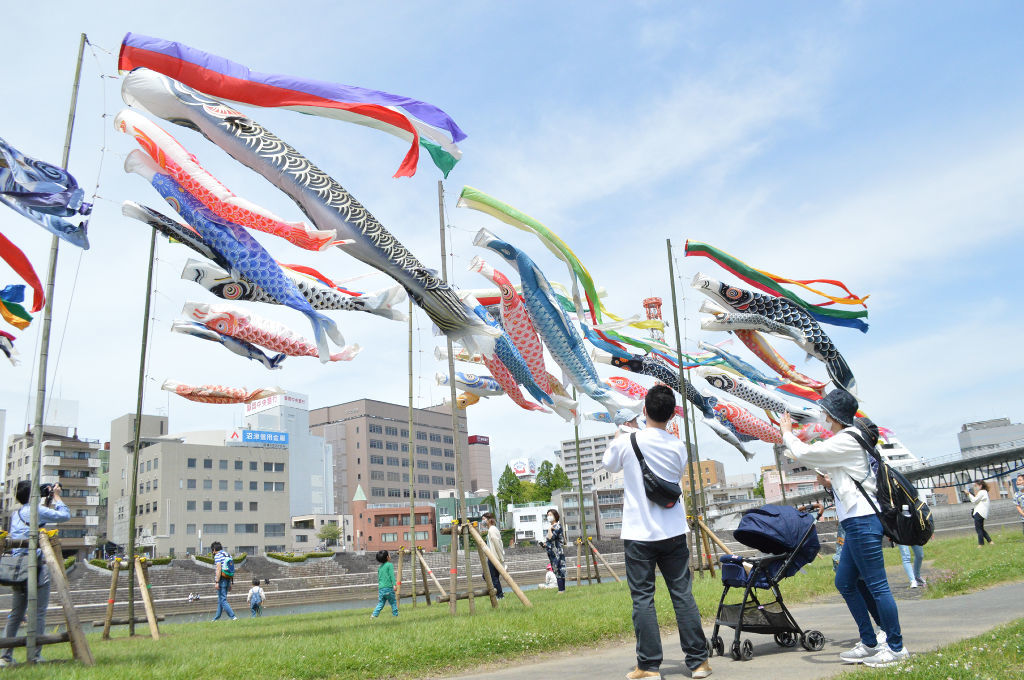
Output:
(602, 385), (711, 680)
(1, 481), (70, 666)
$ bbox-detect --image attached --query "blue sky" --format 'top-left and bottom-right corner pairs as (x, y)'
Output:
(1, 2), (1022, 489)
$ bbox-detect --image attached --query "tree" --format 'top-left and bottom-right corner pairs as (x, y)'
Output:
(753, 474), (765, 498)
(316, 523), (341, 547)
(535, 460), (554, 493)
(549, 464), (573, 492)
(497, 465), (521, 509)
(518, 480), (543, 503)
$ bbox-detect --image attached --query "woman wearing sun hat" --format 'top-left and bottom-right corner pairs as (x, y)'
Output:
(780, 389), (908, 669)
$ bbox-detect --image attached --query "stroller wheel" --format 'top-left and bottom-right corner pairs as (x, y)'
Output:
(774, 631), (797, 647)
(731, 641), (742, 660)
(801, 630), (826, 651)
(741, 639), (754, 660)
(712, 636), (725, 657)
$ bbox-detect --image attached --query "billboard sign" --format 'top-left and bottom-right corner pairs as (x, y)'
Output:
(244, 392), (309, 416)
(509, 457), (537, 478)
(226, 429), (289, 447)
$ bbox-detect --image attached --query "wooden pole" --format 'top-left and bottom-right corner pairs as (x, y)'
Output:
(395, 548), (406, 601)
(101, 559), (121, 640)
(700, 524), (716, 578)
(697, 518), (732, 555)
(39, 532), (93, 665)
(26, 33), (87, 662)
(135, 558), (160, 640)
(575, 539), (582, 586)
(589, 538), (602, 583)
(448, 521), (459, 615)
(407, 296), (417, 607)
(473, 524), (499, 608)
(588, 538), (621, 582)
(666, 239), (705, 577)
(465, 523), (531, 607)
(417, 547), (432, 605)
(127, 226), (158, 635)
(417, 548), (446, 600)
(437, 180), (472, 615)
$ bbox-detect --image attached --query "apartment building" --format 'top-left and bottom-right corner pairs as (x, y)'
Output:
(681, 458), (725, 492)
(555, 432), (615, 491)
(2, 426), (103, 558)
(507, 501), (550, 542)
(310, 399), (470, 517)
(290, 513), (348, 552)
(107, 414), (291, 557)
(350, 484), (436, 552)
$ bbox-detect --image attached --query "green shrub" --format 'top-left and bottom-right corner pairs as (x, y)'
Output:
(307, 551), (334, 558)
(62, 555), (76, 570)
(89, 558), (111, 570)
(149, 556), (173, 566)
(195, 552), (246, 565)
(267, 552), (306, 563)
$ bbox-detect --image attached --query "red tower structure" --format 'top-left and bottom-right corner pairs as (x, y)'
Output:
(642, 296), (666, 343)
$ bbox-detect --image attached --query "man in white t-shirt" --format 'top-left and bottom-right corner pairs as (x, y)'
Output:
(602, 385), (711, 680)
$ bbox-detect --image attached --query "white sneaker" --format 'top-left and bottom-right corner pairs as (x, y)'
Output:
(863, 643), (910, 667)
(876, 630), (887, 646)
(839, 641), (879, 664)
(909, 580), (919, 588)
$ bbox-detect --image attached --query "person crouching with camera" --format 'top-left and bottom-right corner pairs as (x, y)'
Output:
(1, 481), (70, 667)
(601, 385), (711, 680)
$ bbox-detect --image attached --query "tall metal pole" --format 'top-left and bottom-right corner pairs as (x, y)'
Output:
(126, 227), (157, 635)
(438, 180), (473, 614)
(407, 296), (417, 607)
(26, 32), (86, 662)
(666, 239), (703, 576)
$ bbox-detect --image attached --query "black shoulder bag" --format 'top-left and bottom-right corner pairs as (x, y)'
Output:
(630, 433), (682, 509)
(0, 509), (35, 586)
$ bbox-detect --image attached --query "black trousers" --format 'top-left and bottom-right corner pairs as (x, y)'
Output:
(487, 561), (504, 598)
(973, 513), (992, 545)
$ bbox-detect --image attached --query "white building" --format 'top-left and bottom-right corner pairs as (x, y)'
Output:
(244, 392), (334, 516)
(555, 432), (616, 491)
(879, 437), (922, 471)
(507, 501), (551, 542)
(958, 418), (1024, 459)
(592, 466), (623, 490)
(290, 513), (348, 552)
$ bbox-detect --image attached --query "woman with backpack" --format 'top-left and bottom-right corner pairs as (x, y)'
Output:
(540, 508), (566, 592)
(964, 481), (993, 547)
(780, 390), (907, 668)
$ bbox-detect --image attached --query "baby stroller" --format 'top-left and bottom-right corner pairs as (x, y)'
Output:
(709, 504), (824, 661)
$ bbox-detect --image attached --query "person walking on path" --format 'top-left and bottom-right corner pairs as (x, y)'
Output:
(1012, 474), (1024, 536)
(371, 550), (398, 618)
(540, 509), (567, 593)
(780, 390), (908, 668)
(897, 543), (926, 588)
(602, 385), (712, 680)
(0, 481), (70, 667)
(211, 541), (238, 621)
(247, 578), (266, 617)
(484, 513), (505, 599)
(964, 481), (993, 547)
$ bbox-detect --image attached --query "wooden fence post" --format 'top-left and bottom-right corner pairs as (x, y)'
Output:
(39, 532), (93, 665)
(135, 557), (160, 639)
(101, 558), (121, 640)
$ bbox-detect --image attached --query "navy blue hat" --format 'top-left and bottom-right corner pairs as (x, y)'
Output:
(820, 389), (858, 427)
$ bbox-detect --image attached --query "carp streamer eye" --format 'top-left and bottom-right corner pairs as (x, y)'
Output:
(726, 287), (743, 301)
(500, 284), (514, 301)
(220, 283), (244, 299)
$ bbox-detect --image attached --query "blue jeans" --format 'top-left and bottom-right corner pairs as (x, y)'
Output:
(624, 534), (708, 672)
(837, 515), (902, 651)
(212, 579), (236, 620)
(898, 544), (924, 584)
(373, 587), (398, 616)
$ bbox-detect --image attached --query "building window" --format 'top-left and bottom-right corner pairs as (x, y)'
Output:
(444, 449), (454, 458)
(430, 448), (442, 457)
(443, 435), (453, 444)
(203, 501), (213, 511)
(219, 460), (228, 470)
(444, 463), (455, 471)
(234, 523), (258, 534)
(371, 487), (385, 497)
(385, 441), (399, 451)
(401, 459), (410, 468)
(431, 462), (443, 470)
(152, 501), (158, 512)
(249, 502), (258, 512)
(153, 479), (158, 490)
(417, 460), (428, 469)
(369, 454), (384, 465)
(263, 482), (285, 492)
(387, 488), (402, 497)
(264, 523), (286, 537)
(296, 534), (309, 543)
(431, 476), (443, 485)
(264, 462), (272, 472)
(186, 501), (196, 511)
(369, 440), (383, 449)
(381, 533), (397, 542)
(445, 477), (455, 485)
(385, 426), (398, 436)
(200, 479), (211, 490)
(368, 423), (383, 434)
(234, 480), (243, 491)
(234, 501), (243, 511)
(417, 475), (430, 484)
(186, 524), (196, 535)
(401, 443), (409, 453)
(249, 481), (258, 491)
(416, 431), (427, 441)
(274, 462), (284, 472)
(370, 470), (385, 481)
(234, 460), (243, 470)
(169, 523), (175, 535)
(187, 458), (196, 469)
(203, 459), (213, 469)
(203, 523), (228, 534)
(386, 456), (400, 466)
(430, 433), (442, 442)
(218, 480), (228, 491)
(416, 445), (427, 455)
(387, 472), (401, 482)
(218, 501), (228, 511)
(417, 490), (431, 499)
(250, 461), (258, 471)
(145, 460), (151, 472)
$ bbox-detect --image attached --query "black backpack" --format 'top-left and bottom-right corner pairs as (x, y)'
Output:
(849, 430), (933, 546)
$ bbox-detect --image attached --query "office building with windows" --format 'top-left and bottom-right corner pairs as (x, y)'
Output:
(2, 425), (103, 559)
(107, 414), (291, 557)
(310, 399), (469, 517)
(350, 484), (436, 552)
(555, 432), (615, 491)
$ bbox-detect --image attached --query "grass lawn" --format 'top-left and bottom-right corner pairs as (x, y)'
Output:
(882, 527), (1024, 598)
(842, 616), (1024, 680)
(6, 529), (1021, 679)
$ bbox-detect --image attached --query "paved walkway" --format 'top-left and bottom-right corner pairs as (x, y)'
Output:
(448, 580), (1024, 680)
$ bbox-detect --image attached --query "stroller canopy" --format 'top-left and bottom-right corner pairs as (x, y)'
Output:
(733, 505), (820, 577)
